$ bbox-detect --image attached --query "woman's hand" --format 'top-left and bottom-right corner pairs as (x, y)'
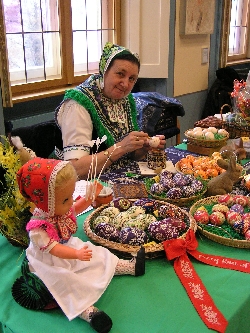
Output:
(76, 245), (93, 261)
(118, 131), (149, 153)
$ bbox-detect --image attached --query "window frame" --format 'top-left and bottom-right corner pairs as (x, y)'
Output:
(1, 0), (121, 104)
(220, 0), (250, 67)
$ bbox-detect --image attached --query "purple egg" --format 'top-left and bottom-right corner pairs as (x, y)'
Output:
(190, 179), (204, 192)
(150, 183), (164, 195)
(119, 227), (148, 245)
(148, 220), (180, 242)
(160, 178), (175, 191)
(95, 223), (120, 242)
(166, 187), (183, 199)
(230, 204), (244, 215)
(172, 173), (190, 186)
(182, 185), (196, 197)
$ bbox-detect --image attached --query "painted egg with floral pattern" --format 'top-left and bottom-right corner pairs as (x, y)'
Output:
(193, 210), (210, 224)
(150, 183), (164, 195)
(126, 206), (145, 218)
(166, 187), (183, 199)
(92, 215), (110, 229)
(100, 206), (120, 219)
(110, 197), (132, 211)
(148, 220), (180, 242)
(95, 223), (120, 242)
(230, 204), (244, 215)
(172, 173), (190, 186)
(119, 227), (148, 245)
(209, 211), (225, 226)
(226, 211), (242, 226)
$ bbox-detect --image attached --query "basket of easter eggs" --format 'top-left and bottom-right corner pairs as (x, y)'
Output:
(184, 127), (229, 148)
(84, 197), (196, 258)
(144, 170), (207, 207)
(190, 194), (250, 248)
(175, 153), (227, 180)
(175, 153), (246, 181)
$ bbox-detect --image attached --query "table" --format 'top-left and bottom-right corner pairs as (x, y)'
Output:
(1, 208), (250, 333)
(1, 145), (250, 333)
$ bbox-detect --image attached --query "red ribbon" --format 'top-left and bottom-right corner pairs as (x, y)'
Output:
(163, 229), (250, 333)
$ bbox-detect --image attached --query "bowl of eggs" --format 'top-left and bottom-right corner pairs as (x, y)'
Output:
(185, 127), (229, 148)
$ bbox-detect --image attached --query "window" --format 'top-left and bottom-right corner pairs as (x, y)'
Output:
(220, 0), (250, 66)
(0, 0), (120, 104)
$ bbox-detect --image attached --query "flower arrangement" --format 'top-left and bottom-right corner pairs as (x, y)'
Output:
(231, 79), (250, 119)
(0, 136), (32, 247)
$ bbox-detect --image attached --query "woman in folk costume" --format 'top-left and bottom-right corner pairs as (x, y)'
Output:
(12, 157), (145, 333)
(55, 42), (165, 179)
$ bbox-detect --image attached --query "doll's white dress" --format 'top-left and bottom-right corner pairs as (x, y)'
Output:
(26, 211), (119, 321)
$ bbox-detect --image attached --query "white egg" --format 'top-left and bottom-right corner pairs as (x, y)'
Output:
(193, 131), (204, 138)
(202, 128), (210, 134)
(218, 129), (228, 137)
(193, 127), (203, 132)
(207, 127), (218, 134)
(205, 132), (215, 140)
(147, 136), (160, 147)
(186, 130), (194, 137)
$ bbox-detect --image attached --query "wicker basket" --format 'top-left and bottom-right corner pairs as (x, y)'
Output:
(84, 200), (197, 258)
(184, 130), (229, 148)
(144, 177), (207, 207)
(190, 195), (250, 248)
(221, 104), (250, 139)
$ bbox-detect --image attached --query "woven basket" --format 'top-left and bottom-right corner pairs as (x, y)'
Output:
(144, 177), (207, 207)
(221, 104), (250, 139)
(184, 130), (229, 148)
(84, 200), (197, 258)
(190, 195), (250, 248)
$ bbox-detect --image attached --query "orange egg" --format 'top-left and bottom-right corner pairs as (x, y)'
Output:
(206, 168), (219, 178)
(194, 169), (208, 179)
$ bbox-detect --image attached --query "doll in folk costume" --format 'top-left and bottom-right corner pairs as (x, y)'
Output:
(12, 157), (145, 333)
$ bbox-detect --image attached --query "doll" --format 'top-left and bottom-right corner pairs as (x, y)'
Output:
(12, 157), (145, 333)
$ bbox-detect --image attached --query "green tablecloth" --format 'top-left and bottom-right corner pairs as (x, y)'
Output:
(1, 209), (250, 333)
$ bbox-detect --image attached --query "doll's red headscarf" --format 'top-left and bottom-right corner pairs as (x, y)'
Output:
(17, 157), (69, 216)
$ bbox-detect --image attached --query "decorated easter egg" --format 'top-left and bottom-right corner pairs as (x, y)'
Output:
(166, 187), (183, 199)
(226, 211), (242, 226)
(111, 211), (131, 229)
(119, 227), (148, 245)
(209, 211), (225, 226)
(150, 183), (164, 195)
(212, 204), (229, 216)
(92, 215), (110, 229)
(95, 223), (120, 242)
(147, 136), (160, 148)
(172, 173), (190, 186)
(100, 206), (120, 219)
(233, 195), (249, 207)
(217, 194), (234, 206)
(193, 210), (210, 224)
(160, 178), (175, 191)
(110, 197), (132, 211)
(190, 179), (204, 192)
(230, 204), (244, 215)
(182, 185), (196, 197)
(148, 220), (180, 242)
(126, 206), (146, 218)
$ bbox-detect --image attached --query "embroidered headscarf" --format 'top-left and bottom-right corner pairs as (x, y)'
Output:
(99, 42), (140, 89)
(17, 157), (69, 216)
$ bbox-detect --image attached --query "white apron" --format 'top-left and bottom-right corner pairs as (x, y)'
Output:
(26, 231), (119, 320)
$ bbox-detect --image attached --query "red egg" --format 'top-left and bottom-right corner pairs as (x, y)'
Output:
(226, 211), (242, 226)
(193, 210), (209, 224)
(209, 211), (225, 226)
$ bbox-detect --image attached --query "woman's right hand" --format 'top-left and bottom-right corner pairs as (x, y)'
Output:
(119, 131), (148, 153)
(76, 245), (92, 261)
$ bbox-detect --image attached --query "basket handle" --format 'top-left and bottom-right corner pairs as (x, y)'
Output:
(220, 104), (232, 120)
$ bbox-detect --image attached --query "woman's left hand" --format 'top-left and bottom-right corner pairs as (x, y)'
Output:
(144, 134), (166, 150)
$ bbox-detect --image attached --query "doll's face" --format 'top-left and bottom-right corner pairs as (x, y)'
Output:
(54, 178), (76, 216)
(102, 59), (139, 100)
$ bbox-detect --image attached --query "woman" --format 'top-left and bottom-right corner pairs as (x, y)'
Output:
(56, 42), (165, 179)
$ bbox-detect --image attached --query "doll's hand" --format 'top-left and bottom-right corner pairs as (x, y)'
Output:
(76, 245), (92, 261)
